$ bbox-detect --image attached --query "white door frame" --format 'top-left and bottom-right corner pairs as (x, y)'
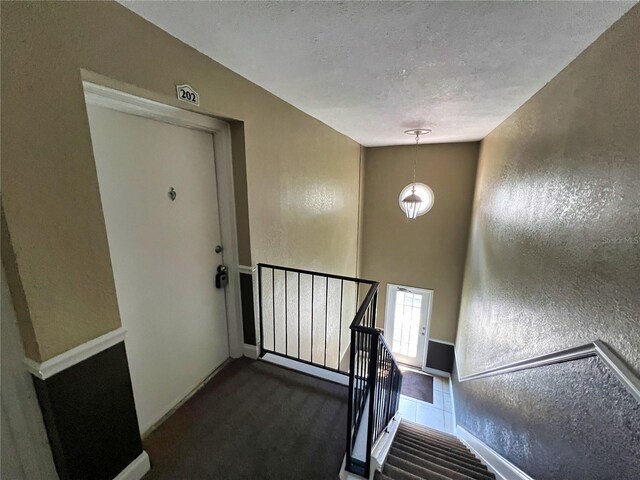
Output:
(82, 81), (243, 359)
(384, 283), (433, 370)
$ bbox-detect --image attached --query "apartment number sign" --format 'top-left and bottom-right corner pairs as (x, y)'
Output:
(176, 84), (200, 106)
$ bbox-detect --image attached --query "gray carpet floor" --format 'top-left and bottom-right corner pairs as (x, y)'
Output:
(143, 357), (348, 480)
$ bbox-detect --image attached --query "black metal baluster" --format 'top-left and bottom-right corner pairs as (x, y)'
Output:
(338, 279), (344, 370)
(373, 291), (378, 329)
(354, 331), (360, 422)
(311, 274), (314, 363)
(272, 268), (276, 351)
(364, 331), (378, 479)
(385, 351), (391, 426)
(324, 277), (328, 367)
(284, 271), (288, 357)
(390, 355), (395, 419)
(376, 336), (380, 434)
(380, 350), (385, 432)
(346, 327), (356, 465)
(258, 265), (264, 357)
(357, 331), (363, 423)
(297, 273), (301, 360)
(376, 346), (381, 437)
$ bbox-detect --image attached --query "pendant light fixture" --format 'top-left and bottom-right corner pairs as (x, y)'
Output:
(400, 129), (433, 220)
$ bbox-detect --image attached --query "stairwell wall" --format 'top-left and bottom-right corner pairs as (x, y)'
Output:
(453, 5), (640, 479)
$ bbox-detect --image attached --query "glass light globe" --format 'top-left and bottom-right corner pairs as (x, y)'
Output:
(398, 183), (434, 219)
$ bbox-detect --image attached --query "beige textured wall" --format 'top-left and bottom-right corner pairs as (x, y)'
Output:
(1, 1), (361, 361)
(360, 143), (479, 342)
(453, 8), (639, 476)
(456, 4), (640, 374)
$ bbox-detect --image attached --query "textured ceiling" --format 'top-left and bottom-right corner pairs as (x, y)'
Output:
(121, 1), (634, 146)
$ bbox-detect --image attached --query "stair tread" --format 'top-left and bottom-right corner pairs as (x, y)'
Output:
(394, 436), (483, 465)
(374, 472), (394, 480)
(384, 463), (430, 480)
(394, 435), (477, 464)
(394, 430), (472, 455)
(397, 427), (471, 451)
(387, 454), (467, 480)
(392, 441), (491, 476)
(399, 422), (462, 444)
(391, 444), (492, 478)
(390, 447), (495, 480)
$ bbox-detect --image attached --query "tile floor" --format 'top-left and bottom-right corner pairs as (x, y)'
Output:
(398, 374), (454, 435)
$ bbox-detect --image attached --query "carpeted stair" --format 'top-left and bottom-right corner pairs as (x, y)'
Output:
(374, 421), (495, 480)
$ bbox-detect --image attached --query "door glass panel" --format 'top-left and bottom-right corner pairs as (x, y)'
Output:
(392, 291), (423, 357)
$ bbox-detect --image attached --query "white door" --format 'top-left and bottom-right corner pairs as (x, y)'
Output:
(385, 285), (433, 368)
(86, 103), (229, 434)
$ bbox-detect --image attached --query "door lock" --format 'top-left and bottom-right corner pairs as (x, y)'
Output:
(215, 265), (229, 289)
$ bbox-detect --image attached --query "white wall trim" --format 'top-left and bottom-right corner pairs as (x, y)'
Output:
(456, 426), (533, 480)
(238, 264), (255, 275)
(423, 367), (451, 378)
(243, 343), (258, 359)
(83, 80), (244, 360)
(113, 451), (151, 480)
(369, 413), (401, 479)
(449, 373), (458, 432)
(213, 121), (244, 360)
(83, 82), (218, 133)
(429, 338), (455, 346)
(23, 327), (127, 380)
(456, 340), (640, 403)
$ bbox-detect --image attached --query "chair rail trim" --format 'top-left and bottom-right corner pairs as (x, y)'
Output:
(457, 340), (640, 403)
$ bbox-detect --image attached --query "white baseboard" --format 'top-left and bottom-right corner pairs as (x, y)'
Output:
(113, 451), (150, 480)
(456, 426), (533, 480)
(243, 343), (258, 359)
(261, 353), (349, 386)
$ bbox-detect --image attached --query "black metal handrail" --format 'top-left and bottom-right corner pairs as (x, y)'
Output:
(345, 282), (402, 478)
(256, 263), (402, 479)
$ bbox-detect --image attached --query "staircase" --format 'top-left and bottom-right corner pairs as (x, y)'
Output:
(375, 421), (495, 480)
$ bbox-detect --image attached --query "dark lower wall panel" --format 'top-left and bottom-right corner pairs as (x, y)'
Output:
(453, 357), (640, 480)
(33, 342), (143, 480)
(240, 272), (256, 346)
(426, 340), (454, 373)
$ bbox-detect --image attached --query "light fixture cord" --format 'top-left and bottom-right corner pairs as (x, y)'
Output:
(412, 131), (419, 188)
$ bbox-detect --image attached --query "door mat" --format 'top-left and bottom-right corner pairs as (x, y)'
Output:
(401, 370), (434, 403)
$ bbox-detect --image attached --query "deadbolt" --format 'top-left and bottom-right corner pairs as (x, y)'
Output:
(215, 245), (223, 254)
